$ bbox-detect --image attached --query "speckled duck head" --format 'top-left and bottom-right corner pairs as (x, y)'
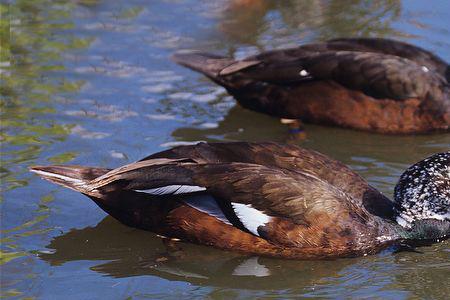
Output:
(394, 151), (450, 239)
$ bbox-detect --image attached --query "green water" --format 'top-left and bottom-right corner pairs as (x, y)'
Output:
(1, 0), (449, 299)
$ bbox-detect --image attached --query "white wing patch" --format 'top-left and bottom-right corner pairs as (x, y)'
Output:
(136, 185), (206, 195)
(183, 194), (231, 225)
(299, 69), (309, 76)
(231, 203), (271, 236)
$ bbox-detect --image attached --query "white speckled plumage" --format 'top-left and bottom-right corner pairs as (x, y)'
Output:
(394, 151), (450, 228)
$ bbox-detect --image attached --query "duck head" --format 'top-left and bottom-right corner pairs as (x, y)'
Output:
(394, 151), (450, 240)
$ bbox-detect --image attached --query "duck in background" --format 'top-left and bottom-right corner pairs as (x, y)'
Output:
(172, 38), (450, 134)
(31, 142), (449, 259)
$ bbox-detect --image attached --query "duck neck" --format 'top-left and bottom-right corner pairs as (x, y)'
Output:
(396, 218), (450, 241)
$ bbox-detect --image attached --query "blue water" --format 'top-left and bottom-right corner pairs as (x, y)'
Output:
(1, 0), (449, 299)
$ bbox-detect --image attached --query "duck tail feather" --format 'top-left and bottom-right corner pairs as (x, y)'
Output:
(171, 50), (237, 79)
(30, 165), (111, 196)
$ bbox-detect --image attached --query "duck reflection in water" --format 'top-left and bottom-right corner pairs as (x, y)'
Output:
(39, 216), (368, 288)
(39, 216), (449, 292)
(172, 106), (307, 143)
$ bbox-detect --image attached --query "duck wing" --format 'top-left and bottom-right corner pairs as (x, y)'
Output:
(220, 50), (446, 101)
(142, 142), (368, 197)
(326, 38), (449, 80)
(240, 38), (449, 82)
(142, 142), (395, 219)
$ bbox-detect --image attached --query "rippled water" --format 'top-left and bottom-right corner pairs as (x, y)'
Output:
(1, 0), (449, 299)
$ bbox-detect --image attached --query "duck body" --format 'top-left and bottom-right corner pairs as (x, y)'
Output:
(173, 38), (450, 133)
(31, 142), (450, 259)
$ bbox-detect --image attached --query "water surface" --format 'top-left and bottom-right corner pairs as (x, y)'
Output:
(1, 0), (449, 299)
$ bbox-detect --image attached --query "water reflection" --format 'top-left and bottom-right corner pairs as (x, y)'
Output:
(219, 0), (402, 48)
(172, 106), (288, 143)
(39, 217), (358, 289)
(38, 216), (450, 298)
(391, 245), (450, 299)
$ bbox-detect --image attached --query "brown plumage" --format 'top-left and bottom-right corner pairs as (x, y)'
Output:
(30, 142), (450, 259)
(173, 38), (450, 133)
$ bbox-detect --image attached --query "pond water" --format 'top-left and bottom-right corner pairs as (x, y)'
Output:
(1, 0), (449, 299)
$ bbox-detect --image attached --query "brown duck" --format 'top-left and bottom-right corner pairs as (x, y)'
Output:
(31, 142), (449, 259)
(173, 38), (450, 133)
